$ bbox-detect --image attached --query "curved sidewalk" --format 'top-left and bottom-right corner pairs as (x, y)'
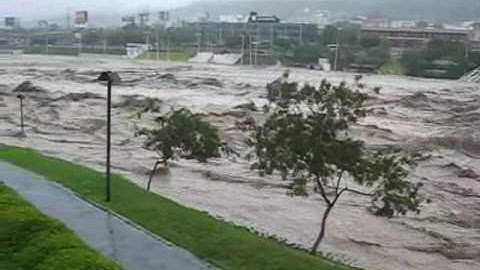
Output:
(0, 161), (217, 270)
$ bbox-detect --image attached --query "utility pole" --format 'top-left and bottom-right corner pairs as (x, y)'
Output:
(249, 35), (253, 65)
(218, 25), (223, 45)
(196, 33), (201, 53)
(156, 28), (160, 60)
(241, 34), (245, 66)
(254, 41), (258, 66)
(103, 29), (107, 55)
(256, 24), (260, 66)
(270, 24), (274, 57)
(45, 36), (49, 55)
(465, 41), (470, 73)
(78, 33), (82, 56)
(334, 38), (340, 71)
(145, 35), (150, 60)
(334, 28), (343, 71)
(103, 39), (107, 55)
(299, 24), (304, 44)
(167, 34), (171, 62)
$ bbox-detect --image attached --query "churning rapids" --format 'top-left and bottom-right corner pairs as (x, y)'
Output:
(0, 54), (479, 270)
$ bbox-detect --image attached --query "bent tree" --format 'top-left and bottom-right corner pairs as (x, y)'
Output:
(249, 74), (424, 254)
(138, 108), (223, 191)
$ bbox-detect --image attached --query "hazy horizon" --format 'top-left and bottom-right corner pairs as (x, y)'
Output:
(1, 0), (479, 25)
(0, 0), (196, 18)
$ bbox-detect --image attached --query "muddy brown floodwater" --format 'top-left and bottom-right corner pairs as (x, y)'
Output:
(0, 54), (479, 270)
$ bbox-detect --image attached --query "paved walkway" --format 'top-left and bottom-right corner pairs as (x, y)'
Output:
(0, 162), (216, 270)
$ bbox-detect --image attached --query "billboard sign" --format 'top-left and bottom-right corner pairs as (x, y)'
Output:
(74, 11), (88, 28)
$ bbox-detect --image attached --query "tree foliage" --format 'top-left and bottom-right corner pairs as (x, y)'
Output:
(321, 25), (339, 45)
(249, 73), (424, 253)
(139, 108), (222, 164)
(292, 44), (327, 64)
(400, 39), (467, 79)
(137, 108), (223, 191)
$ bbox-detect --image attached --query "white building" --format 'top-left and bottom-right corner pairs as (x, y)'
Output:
(126, 43), (149, 59)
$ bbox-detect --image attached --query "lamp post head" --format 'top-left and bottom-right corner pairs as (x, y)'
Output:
(97, 71), (122, 85)
(16, 94), (25, 100)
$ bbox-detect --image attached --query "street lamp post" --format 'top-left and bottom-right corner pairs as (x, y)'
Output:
(16, 94), (25, 135)
(97, 71), (121, 202)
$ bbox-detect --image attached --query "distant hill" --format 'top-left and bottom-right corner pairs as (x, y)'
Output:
(172, 0), (480, 22)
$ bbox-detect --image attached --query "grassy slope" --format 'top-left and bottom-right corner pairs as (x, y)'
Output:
(136, 51), (193, 61)
(0, 147), (356, 270)
(0, 184), (124, 270)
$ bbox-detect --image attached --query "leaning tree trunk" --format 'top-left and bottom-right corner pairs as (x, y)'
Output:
(310, 205), (333, 254)
(146, 157), (172, 191)
(146, 161), (162, 191)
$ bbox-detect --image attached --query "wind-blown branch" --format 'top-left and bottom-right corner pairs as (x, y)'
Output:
(315, 177), (332, 205)
(335, 170), (344, 195)
(331, 187), (348, 206)
(345, 188), (374, 197)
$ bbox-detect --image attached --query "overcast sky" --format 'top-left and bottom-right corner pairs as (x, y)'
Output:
(0, 0), (196, 18)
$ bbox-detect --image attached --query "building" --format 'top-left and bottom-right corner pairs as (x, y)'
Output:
(0, 17), (21, 29)
(389, 20), (417, 29)
(188, 11), (318, 51)
(190, 21), (318, 47)
(361, 27), (471, 52)
(247, 12), (280, 23)
(126, 43), (148, 59)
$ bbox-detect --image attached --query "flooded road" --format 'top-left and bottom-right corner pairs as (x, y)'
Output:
(0, 54), (479, 270)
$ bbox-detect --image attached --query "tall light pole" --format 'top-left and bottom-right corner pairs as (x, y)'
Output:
(156, 27), (160, 60)
(103, 39), (107, 55)
(97, 71), (121, 202)
(249, 35), (253, 65)
(299, 24), (303, 45)
(103, 29), (108, 55)
(167, 34), (171, 62)
(45, 36), (49, 55)
(241, 34), (245, 66)
(16, 94), (25, 135)
(334, 39), (340, 71)
(334, 28), (343, 71)
(465, 41), (470, 74)
(77, 32), (82, 55)
(145, 34), (150, 60)
(254, 41), (258, 66)
(195, 33), (201, 53)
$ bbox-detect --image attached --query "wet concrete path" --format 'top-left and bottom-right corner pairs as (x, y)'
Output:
(0, 162), (217, 270)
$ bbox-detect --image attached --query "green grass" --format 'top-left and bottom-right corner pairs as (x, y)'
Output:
(136, 51), (193, 62)
(0, 146), (357, 270)
(0, 183), (124, 270)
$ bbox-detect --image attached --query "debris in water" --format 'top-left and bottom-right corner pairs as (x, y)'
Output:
(13, 81), (46, 93)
